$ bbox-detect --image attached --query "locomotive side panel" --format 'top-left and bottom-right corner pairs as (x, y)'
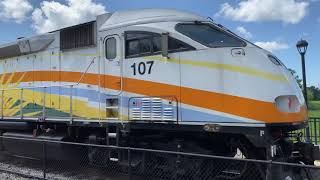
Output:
(0, 55), (34, 118)
(50, 47), (104, 120)
(0, 46), (109, 121)
(0, 51), (55, 119)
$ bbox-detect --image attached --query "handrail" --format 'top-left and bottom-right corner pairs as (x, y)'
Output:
(74, 57), (96, 86)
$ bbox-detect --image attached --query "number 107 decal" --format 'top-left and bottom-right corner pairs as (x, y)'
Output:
(131, 61), (154, 75)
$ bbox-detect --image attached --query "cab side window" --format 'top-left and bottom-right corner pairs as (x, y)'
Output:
(105, 37), (117, 59)
(169, 38), (191, 52)
(125, 31), (194, 58)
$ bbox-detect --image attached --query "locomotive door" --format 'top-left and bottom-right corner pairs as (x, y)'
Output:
(104, 35), (122, 95)
(103, 34), (122, 120)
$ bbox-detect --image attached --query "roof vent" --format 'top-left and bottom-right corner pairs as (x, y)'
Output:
(60, 21), (97, 51)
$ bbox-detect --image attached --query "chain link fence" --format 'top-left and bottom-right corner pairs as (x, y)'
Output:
(0, 135), (319, 180)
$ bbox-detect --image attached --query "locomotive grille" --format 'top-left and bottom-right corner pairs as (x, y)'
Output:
(60, 21), (96, 50)
(129, 97), (176, 121)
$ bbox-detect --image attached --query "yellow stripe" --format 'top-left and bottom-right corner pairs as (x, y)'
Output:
(1, 49), (286, 83)
(146, 56), (288, 83)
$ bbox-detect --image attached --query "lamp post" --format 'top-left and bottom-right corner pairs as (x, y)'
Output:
(296, 39), (310, 141)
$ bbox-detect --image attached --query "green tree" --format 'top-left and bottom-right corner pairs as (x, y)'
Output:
(287, 69), (320, 101)
(307, 88), (314, 100)
(288, 68), (302, 89)
(309, 86), (320, 101)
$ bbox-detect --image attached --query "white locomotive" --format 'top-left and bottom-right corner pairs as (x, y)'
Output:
(0, 9), (318, 179)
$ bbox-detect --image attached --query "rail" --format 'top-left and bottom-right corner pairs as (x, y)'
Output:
(0, 135), (318, 180)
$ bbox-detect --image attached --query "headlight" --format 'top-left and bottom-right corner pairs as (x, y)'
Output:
(275, 95), (300, 113)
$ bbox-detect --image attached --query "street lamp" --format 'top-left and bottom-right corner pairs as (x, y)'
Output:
(296, 39), (310, 141)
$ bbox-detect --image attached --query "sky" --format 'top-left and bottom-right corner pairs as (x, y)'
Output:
(0, 0), (319, 87)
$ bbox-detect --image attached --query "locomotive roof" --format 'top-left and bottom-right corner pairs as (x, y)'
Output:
(0, 9), (207, 59)
(99, 9), (207, 31)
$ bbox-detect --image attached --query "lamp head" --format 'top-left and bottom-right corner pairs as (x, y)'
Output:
(296, 39), (308, 55)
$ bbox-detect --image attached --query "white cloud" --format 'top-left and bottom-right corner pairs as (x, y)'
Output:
(0, 0), (33, 23)
(216, 0), (309, 24)
(236, 26), (252, 39)
(254, 41), (289, 52)
(32, 0), (106, 34)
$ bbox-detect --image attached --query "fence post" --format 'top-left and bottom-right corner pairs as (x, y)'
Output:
(42, 87), (46, 120)
(0, 136), (3, 151)
(1, 90), (4, 119)
(42, 141), (47, 179)
(313, 119), (318, 145)
(70, 85), (73, 123)
(20, 89), (23, 119)
(265, 141), (273, 180)
(308, 120), (313, 143)
(128, 148), (132, 180)
(266, 160), (273, 180)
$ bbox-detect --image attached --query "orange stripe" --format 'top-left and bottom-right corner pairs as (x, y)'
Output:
(180, 87), (306, 123)
(121, 76), (306, 123)
(1, 71), (307, 123)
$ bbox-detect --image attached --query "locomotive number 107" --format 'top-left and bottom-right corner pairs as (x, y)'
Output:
(131, 61), (154, 75)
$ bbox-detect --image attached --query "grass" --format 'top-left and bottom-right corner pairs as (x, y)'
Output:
(306, 101), (320, 144)
(309, 101), (320, 118)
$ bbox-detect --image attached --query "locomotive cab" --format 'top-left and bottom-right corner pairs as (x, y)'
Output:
(100, 13), (308, 128)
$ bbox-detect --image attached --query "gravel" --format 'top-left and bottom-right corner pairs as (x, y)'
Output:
(0, 171), (37, 180)
(0, 153), (128, 180)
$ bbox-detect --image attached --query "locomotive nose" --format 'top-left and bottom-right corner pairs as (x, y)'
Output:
(268, 55), (308, 123)
(244, 48), (308, 123)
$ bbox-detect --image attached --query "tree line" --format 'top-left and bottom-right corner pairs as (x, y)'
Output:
(289, 69), (320, 101)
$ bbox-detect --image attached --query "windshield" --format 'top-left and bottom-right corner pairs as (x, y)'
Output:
(176, 23), (246, 48)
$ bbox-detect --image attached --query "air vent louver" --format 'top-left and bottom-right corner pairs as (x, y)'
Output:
(60, 22), (96, 50)
(129, 97), (177, 122)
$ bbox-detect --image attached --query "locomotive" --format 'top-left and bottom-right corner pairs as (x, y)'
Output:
(0, 9), (318, 179)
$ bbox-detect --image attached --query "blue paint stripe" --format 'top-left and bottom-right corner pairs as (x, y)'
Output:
(32, 87), (245, 123)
